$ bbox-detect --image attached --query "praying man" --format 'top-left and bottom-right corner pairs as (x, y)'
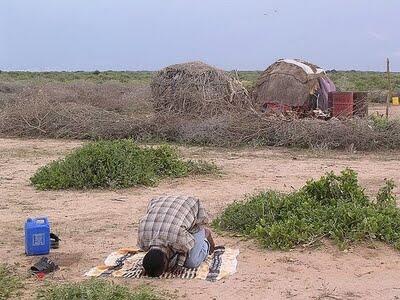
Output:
(137, 195), (215, 277)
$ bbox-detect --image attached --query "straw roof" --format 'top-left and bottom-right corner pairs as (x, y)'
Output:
(150, 61), (250, 117)
(254, 59), (329, 108)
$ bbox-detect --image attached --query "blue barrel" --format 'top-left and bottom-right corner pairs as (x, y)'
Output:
(24, 217), (50, 256)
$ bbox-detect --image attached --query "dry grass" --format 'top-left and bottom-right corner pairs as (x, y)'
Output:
(1, 79), (400, 151)
(150, 61), (251, 117)
(154, 113), (400, 150)
(0, 81), (152, 139)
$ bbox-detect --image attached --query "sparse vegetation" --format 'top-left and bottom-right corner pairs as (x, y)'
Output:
(327, 71), (400, 93)
(2, 93), (400, 150)
(0, 71), (153, 83)
(213, 169), (400, 250)
(160, 113), (400, 150)
(1, 70), (399, 92)
(1, 71), (400, 150)
(327, 71), (400, 103)
(0, 265), (23, 300)
(36, 280), (162, 300)
(30, 140), (218, 190)
(370, 114), (391, 130)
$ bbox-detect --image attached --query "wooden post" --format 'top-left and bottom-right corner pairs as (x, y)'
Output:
(386, 58), (392, 119)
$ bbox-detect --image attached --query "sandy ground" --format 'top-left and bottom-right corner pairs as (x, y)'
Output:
(1, 138), (400, 300)
(369, 103), (400, 119)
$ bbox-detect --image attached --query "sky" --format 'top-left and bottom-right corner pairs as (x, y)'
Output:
(1, 0), (399, 71)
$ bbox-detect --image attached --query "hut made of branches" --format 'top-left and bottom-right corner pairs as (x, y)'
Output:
(254, 59), (335, 111)
(150, 61), (251, 117)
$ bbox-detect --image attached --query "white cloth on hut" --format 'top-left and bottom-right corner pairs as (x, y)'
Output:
(281, 59), (325, 75)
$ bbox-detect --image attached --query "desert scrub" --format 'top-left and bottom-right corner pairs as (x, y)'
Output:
(30, 140), (218, 190)
(370, 114), (392, 130)
(0, 265), (23, 300)
(213, 169), (400, 250)
(36, 280), (162, 300)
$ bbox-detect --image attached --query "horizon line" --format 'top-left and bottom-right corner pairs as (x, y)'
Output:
(1, 69), (399, 73)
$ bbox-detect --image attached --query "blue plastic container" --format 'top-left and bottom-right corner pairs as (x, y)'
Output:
(24, 217), (50, 256)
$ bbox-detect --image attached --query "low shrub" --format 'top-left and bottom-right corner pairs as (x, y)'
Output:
(0, 265), (23, 300)
(30, 140), (217, 190)
(213, 169), (400, 250)
(370, 114), (391, 130)
(36, 279), (161, 300)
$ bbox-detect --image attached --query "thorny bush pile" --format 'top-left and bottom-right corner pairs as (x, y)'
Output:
(1, 80), (400, 151)
(0, 81), (152, 139)
(213, 169), (400, 250)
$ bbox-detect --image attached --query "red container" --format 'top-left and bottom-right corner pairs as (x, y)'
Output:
(332, 92), (353, 118)
(353, 92), (368, 117)
(328, 92), (334, 109)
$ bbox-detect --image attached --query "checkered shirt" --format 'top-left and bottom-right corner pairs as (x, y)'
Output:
(137, 195), (209, 266)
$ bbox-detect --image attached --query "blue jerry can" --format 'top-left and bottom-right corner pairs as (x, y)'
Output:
(24, 217), (50, 256)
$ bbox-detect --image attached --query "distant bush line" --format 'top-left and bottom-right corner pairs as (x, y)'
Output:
(1, 70), (399, 93)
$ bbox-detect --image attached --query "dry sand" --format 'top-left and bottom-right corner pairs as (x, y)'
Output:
(369, 103), (400, 119)
(1, 138), (400, 300)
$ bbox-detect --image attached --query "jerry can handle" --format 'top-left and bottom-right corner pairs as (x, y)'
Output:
(35, 217), (48, 225)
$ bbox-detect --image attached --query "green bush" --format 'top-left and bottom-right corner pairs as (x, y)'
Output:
(36, 280), (161, 300)
(370, 114), (391, 130)
(327, 71), (400, 92)
(213, 169), (400, 250)
(0, 71), (153, 83)
(2, 70), (399, 91)
(0, 265), (23, 300)
(30, 140), (217, 190)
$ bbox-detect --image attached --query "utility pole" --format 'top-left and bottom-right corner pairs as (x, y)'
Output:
(386, 58), (392, 119)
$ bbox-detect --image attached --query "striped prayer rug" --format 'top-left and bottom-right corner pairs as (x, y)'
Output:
(85, 246), (239, 282)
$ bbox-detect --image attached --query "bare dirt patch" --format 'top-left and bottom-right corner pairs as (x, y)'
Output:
(1, 138), (400, 299)
(369, 103), (400, 119)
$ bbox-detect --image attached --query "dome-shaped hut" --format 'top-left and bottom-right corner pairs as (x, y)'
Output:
(254, 59), (336, 113)
(150, 61), (250, 117)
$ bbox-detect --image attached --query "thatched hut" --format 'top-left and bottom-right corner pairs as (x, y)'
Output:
(150, 61), (250, 117)
(254, 59), (336, 113)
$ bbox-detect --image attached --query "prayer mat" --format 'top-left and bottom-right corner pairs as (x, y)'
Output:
(85, 246), (239, 282)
